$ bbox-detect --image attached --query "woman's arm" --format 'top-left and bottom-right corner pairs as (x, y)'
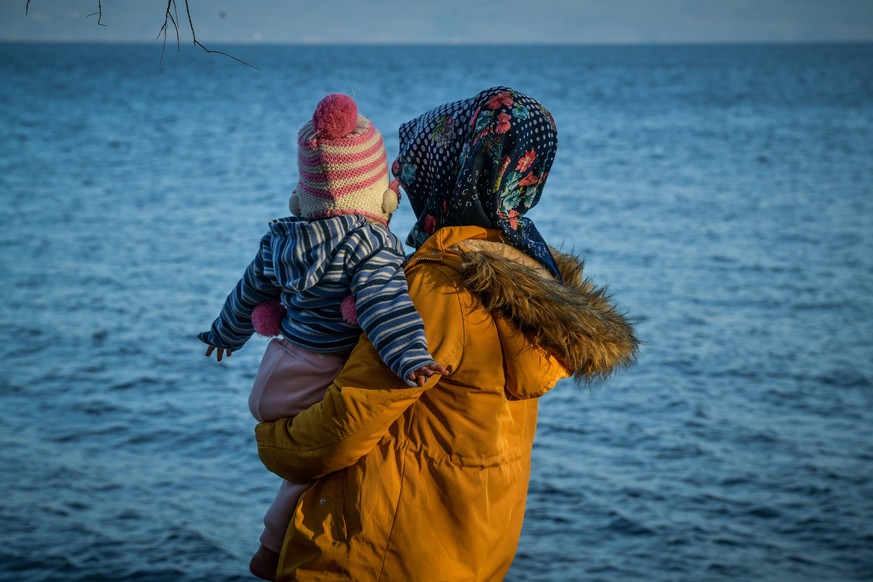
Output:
(255, 372), (427, 482)
(255, 262), (465, 482)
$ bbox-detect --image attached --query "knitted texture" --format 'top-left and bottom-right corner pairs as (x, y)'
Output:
(312, 94), (358, 138)
(292, 95), (394, 225)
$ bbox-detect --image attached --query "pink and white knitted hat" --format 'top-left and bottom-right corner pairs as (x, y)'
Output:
(289, 94), (399, 225)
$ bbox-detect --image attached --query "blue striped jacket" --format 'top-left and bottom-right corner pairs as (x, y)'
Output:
(198, 215), (435, 385)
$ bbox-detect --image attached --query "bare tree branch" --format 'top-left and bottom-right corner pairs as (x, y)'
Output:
(181, 0), (259, 69)
(87, 0), (107, 26)
(25, 0), (260, 70)
(158, 0), (181, 66)
(158, 0), (258, 69)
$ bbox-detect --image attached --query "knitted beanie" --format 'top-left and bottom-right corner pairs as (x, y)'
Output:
(289, 94), (399, 225)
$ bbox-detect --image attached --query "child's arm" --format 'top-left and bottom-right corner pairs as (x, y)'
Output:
(346, 229), (444, 386)
(199, 233), (280, 359)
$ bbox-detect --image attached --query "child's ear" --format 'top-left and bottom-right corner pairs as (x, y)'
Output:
(289, 190), (301, 216)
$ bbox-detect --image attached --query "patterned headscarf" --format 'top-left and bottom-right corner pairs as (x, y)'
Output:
(392, 86), (561, 279)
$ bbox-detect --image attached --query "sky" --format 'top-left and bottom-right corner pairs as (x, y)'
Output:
(1, 0), (872, 44)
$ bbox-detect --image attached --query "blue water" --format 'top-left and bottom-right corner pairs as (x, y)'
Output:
(1, 42), (872, 581)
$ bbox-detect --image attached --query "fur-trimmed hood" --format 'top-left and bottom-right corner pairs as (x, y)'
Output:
(453, 239), (638, 391)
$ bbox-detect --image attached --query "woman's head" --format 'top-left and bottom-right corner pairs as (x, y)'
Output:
(392, 87), (561, 278)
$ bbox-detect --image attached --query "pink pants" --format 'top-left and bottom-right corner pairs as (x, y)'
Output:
(249, 338), (346, 553)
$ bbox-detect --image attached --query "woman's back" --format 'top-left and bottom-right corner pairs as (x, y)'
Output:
(257, 225), (636, 581)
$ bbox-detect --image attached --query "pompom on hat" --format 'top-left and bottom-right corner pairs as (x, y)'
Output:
(289, 94), (399, 225)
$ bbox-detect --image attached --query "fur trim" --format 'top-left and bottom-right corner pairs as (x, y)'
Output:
(459, 246), (638, 382)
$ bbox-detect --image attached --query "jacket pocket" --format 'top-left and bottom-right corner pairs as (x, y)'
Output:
(299, 471), (348, 544)
(342, 464), (363, 538)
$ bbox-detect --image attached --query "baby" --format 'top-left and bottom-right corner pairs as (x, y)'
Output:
(198, 94), (447, 578)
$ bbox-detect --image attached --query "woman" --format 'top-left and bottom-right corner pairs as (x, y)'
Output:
(255, 86), (638, 581)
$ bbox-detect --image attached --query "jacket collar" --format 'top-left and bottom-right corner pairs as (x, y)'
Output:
(406, 226), (502, 268)
(407, 225), (638, 383)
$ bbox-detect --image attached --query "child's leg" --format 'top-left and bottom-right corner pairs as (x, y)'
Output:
(249, 338), (347, 422)
(249, 338), (346, 571)
(259, 480), (312, 554)
(249, 545), (279, 581)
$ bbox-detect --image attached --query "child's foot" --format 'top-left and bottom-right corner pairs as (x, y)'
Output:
(249, 544), (279, 581)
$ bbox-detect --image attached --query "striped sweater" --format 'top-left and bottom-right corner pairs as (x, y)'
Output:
(198, 215), (435, 385)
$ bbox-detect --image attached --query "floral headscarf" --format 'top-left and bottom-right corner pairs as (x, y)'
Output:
(392, 86), (562, 280)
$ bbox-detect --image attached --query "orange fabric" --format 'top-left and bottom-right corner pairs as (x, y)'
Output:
(256, 226), (570, 581)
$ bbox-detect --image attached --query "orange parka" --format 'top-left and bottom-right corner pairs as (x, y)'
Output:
(255, 226), (638, 581)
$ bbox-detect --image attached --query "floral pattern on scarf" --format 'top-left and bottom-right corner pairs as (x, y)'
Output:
(392, 86), (561, 279)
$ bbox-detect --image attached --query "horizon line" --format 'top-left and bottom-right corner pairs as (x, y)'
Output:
(3, 39), (873, 47)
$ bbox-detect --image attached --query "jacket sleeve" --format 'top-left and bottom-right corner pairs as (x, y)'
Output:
(346, 231), (435, 385)
(198, 233), (280, 350)
(255, 262), (465, 483)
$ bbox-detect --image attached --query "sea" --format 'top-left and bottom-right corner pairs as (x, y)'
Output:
(1, 42), (872, 581)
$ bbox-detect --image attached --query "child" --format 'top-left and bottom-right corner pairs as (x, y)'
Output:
(198, 94), (447, 578)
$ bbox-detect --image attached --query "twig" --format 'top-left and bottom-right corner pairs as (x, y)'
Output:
(158, 0), (259, 70)
(26, 0), (105, 25)
(25, 0), (259, 70)
(87, 0), (107, 26)
(182, 0), (259, 69)
(158, 0), (181, 66)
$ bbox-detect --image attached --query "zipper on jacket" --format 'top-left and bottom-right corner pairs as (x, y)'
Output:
(404, 251), (445, 270)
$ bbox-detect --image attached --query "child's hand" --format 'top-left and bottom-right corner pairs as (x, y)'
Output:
(204, 345), (232, 362)
(408, 363), (450, 387)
